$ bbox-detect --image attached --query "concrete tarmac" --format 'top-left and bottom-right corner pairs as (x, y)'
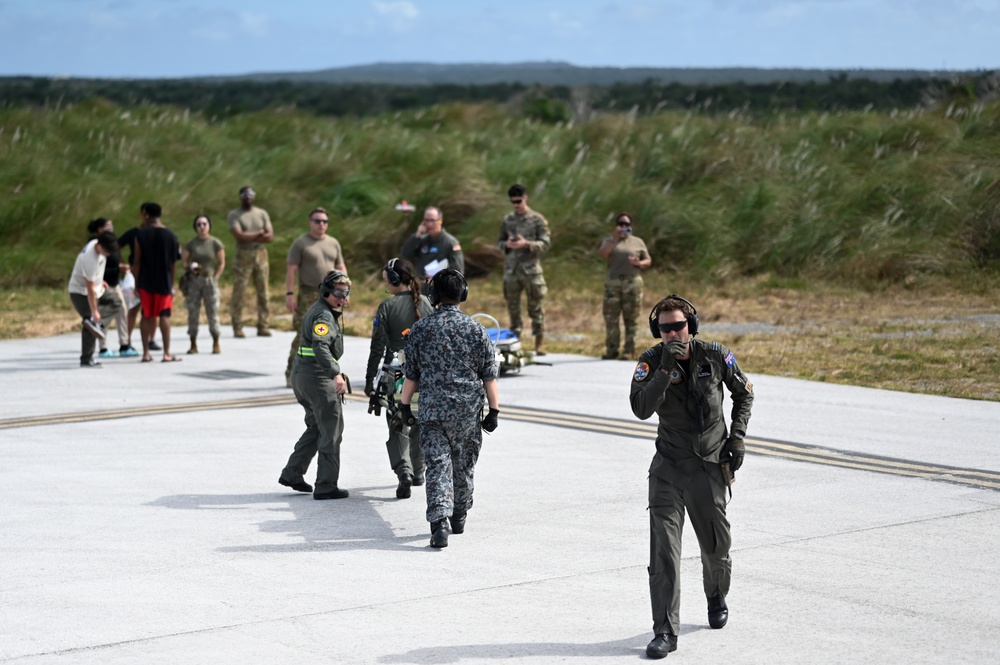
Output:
(1, 325), (999, 664)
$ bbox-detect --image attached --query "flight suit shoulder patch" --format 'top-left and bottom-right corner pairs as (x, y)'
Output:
(372, 315), (380, 328)
(313, 322), (331, 337)
(634, 361), (651, 382)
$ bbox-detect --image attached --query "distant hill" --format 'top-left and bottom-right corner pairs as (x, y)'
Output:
(210, 61), (971, 86)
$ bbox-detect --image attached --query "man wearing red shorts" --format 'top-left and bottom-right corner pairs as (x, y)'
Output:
(133, 202), (182, 362)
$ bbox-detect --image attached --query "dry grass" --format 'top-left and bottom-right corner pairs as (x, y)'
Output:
(8, 275), (999, 401)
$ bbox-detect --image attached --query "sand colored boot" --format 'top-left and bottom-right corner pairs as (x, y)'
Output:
(534, 334), (546, 356)
(212, 335), (221, 354)
(187, 336), (198, 354)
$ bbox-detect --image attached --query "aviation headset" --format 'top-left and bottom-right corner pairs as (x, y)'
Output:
(320, 270), (350, 298)
(427, 269), (468, 306)
(385, 258), (403, 287)
(648, 294), (699, 339)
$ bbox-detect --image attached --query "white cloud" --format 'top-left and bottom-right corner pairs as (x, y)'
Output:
(240, 11), (269, 38)
(372, 1), (419, 19)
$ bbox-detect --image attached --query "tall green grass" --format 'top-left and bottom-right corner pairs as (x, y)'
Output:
(1, 99), (998, 288)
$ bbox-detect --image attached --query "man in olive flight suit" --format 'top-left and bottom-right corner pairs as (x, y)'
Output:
(629, 295), (754, 659)
(497, 183), (551, 355)
(278, 271), (352, 500)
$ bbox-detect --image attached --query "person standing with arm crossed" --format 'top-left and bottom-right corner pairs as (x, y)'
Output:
(228, 186), (274, 338)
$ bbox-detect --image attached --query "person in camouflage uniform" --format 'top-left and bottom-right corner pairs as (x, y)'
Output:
(629, 295), (754, 659)
(228, 186), (274, 337)
(599, 212), (651, 360)
(284, 207), (347, 387)
(278, 271), (352, 500)
(399, 269), (500, 548)
(364, 258), (434, 499)
(497, 183), (551, 355)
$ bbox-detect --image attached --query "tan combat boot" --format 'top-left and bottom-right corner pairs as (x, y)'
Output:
(212, 336), (221, 354)
(188, 336), (198, 354)
(534, 334), (546, 356)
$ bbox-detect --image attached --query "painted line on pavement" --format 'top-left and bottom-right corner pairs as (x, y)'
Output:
(2, 395), (997, 491)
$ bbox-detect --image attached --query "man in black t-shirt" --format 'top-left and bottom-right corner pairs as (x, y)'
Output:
(118, 203), (159, 352)
(133, 202), (181, 362)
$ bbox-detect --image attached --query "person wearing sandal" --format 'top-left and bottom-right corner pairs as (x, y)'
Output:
(132, 202), (182, 363)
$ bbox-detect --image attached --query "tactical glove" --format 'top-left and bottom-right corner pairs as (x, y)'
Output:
(661, 340), (685, 368)
(482, 408), (500, 433)
(723, 436), (746, 472)
(399, 403), (416, 427)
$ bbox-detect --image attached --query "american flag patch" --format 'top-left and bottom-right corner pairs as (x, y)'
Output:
(725, 352), (735, 367)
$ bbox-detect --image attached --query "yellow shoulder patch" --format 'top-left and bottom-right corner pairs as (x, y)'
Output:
(313, 322), (330, 337)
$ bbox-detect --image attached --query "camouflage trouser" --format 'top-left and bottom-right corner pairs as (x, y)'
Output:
(286, 285), (321, 380)
(230, 245), (269, 332)
(185, 274), (221, 338)
(603, 275), (643, 357)
(503, 273), (547, 338)
(419, 416), (482, 523)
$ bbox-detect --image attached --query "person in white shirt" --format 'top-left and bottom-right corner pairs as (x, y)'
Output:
(67, 231), (122, 367)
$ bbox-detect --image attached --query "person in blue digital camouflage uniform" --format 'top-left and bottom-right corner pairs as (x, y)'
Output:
(278, 271), (352, 500)
(399, 269), (500, 548)
(630, 295), (753, 659)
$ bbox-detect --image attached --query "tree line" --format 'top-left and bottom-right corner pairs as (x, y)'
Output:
(1, 71), (995, 121)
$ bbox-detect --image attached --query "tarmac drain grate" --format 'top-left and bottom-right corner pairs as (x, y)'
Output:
(181, 370), (268, 381)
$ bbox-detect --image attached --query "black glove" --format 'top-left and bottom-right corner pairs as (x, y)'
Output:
(482, 408), (500, 433)
(723, 436), (746, 472)
(364, 380), (375, 398)
(399, 403), (416, 427)
(661, 340), (686, 368)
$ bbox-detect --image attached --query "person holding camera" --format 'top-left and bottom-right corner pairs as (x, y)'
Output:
(629, 295), (754, 659)
(398, 269), (500, 548)
(181, 214), (226, 354)
(497, 184), (551, 355)
(598, 212), (651, 360)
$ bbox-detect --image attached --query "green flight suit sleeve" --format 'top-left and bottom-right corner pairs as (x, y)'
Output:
(365, 301), (391, 384)
(630, 345), (673, 420)
(311, 310), (341, 379)
(719, 343), (754, 438)
(400, 234), (421, 265)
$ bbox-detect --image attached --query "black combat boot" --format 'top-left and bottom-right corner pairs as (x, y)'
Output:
(430, 519), (450, 548)
(645, 633), (677, 659)
(396, 473), (413, 499)
(708, 594), (729, 629)
(450, 511), (467, 534)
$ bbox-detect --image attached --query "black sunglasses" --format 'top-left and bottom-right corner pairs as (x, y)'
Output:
(310, 218), (329, 224)
(658, 320), (688, 333)
(510, 198), (524, 205)
(616, 220), (632, 227)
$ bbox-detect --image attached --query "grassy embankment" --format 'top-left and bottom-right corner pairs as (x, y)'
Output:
(1, 100), (998, 399)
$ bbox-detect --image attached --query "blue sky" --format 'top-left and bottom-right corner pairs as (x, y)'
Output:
(1, 0), (998, 78)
